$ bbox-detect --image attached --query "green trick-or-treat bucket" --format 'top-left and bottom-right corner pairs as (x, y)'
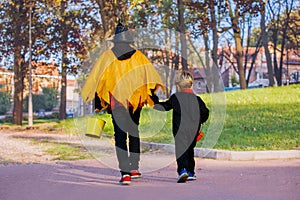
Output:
(85, 116), (106, 138)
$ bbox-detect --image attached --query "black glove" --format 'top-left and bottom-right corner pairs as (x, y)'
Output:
(150, 89), (159, 104)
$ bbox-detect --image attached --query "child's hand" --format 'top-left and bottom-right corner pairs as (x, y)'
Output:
(95, 108), (101, 113)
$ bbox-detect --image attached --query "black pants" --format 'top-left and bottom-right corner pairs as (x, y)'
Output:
(175, 132), (197, 174)
(111, 106), (141, 176)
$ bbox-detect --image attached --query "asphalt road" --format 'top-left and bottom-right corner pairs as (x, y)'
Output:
(1, 158), (299, 200)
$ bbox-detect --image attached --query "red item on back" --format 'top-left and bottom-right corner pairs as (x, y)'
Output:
(196, 130), (205, 142)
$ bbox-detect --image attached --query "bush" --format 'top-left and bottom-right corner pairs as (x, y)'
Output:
(231, 74), (239, 87)
(0, 116), (13, 123)
(42, 88), (58, 111)
(23, 88), (58, 112)
(0, 92), (10, 115)
(24, 94), (46, 112)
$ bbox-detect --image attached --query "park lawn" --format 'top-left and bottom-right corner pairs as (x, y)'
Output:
(201, 84), (300, 151)
(57, 84), (300, 151)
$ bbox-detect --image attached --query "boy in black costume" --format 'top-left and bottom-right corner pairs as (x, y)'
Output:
(151, 71), (209, 183)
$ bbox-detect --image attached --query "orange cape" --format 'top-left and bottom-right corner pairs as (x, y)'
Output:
(81, 49), (164, 111)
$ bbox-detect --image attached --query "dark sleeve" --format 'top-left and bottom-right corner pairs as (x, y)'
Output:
(198, 97), (209, 124)
(95, 93), (111, 113)
(153, 95), (174, 111)
(95, 93), (102, 110)
(150, 89), (160, 104)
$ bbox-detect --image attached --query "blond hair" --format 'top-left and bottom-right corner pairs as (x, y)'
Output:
(175, 70), (194, 89)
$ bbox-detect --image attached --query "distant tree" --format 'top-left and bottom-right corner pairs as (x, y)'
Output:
(0, 0), (104, 123)
(187, 0), (226, 92)
(37, 0), (101, 119)
(224, 0), (262, 89)
(0, 1), (32, 125)
(244, 15), (262, 86)
(95, 0), (128, 38)
(177, 0), (187, 70)
(260, 0), (275, 86)
(248, 28), (261, 47)
(285, 10), (300, 51)
(128, 0), (180, 97)
(267, 0), (297, 85)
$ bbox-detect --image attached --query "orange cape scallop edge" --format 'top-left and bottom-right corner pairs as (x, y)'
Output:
(81, 49), (165, 111)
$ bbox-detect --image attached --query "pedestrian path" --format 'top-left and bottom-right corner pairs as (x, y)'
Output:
(1, 157), (299, 200)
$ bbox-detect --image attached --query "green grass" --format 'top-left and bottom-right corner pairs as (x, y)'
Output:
(30, 139), (92, 160)
(41, 84), (300, 151)
(44, 143), (92, 160)
(201, 84), (300, 151)
(1, 85), (297, 163)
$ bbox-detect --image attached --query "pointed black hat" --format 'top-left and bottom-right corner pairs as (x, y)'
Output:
(110, 20), (135, 43)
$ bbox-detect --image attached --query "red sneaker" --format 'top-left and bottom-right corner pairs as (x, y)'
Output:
(119, 175), (131, 185)
(130, 170), (142, 179)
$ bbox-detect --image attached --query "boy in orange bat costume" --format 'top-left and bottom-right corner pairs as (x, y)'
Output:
(82, 21), (164, 185)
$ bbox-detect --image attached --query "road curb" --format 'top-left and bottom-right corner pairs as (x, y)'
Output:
(141, 142), (300, 161)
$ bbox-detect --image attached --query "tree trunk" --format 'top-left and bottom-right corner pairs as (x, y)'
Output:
(278, 30), (286, 86)
(203, 33), (213, 92)
(59, 51), (67, 120)
(244, 17), (252, 87)
(177, 0), (188, 70)
(12, 1), (27, 125)
(209, 1), (222, 92)
(59, 1), (67, 120)
(278, 1), (293, 86)
(246, 38), (261, 86)
(97, 0), (125, 39)
(229, 4), (246, 89)
(260, 2), (274, 86)
(13, 54), (24, 125)
(272, 30), (279, 85)
(234, 32), (247, 89)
